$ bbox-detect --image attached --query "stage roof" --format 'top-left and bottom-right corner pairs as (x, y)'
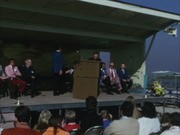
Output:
(0, 0), (179, 48)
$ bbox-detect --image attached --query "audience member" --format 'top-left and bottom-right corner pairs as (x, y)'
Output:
(100, 62), (113, 95)
(34, 110), (52, 134)
(125, 96), (141, 119)
(100, 110), (112, 128)
(2, 106), (40, 135)
(89, 52), (101, 61)
(160, 112), (180, 135)
(0, 128), (3, 135)
(43, 115), (69, 135)
(118, 64), (133, 93)
(63, 109), (80, 132)
(18, 58), (38, 97)
(160, 113), (171, 132)
(103, 101), (139, 135)
(80, 96), (103, 133)
(138, 102), (160, 135)
(5, 59), (26, 94)
(52, 46), (65, 96)
(106, 62), (122, 94)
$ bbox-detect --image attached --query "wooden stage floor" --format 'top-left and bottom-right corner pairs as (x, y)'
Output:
(0, 91), (169, 113)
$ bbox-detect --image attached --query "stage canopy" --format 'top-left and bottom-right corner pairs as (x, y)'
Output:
(0, 0), (180, 48)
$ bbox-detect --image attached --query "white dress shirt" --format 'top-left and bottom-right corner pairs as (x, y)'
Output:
(138, 117), (160, 135)
(160, 126), (180, 135)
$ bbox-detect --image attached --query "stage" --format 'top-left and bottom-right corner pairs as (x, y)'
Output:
(0, 91), (169, 113)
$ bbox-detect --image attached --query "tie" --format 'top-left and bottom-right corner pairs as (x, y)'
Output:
(111, 69), (114, 77)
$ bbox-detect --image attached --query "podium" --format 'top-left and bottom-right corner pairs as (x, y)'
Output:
(73, 60), (100, 99)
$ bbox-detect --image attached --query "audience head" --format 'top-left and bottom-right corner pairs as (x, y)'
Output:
(86, 96), (97, 110)
(142, 102), (157, 118)
(65, 109), (76, 123)
(92, 52), (99, 60)
(48, 115), (63, 135)
(100, 110), (112, 120)
(121, 64), (126, 69)
(15, 105), (31, 123)
(120, 101), (134, 117)
(161, 113), (171, 131)
(170, 112), (180, 127)
(38, 110), (52, 124)
(125, 96), (136, 106)
(48, 115), (62, 127)
(109, 62), (114, 69)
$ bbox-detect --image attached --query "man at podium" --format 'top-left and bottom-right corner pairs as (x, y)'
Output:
(88, 52), (101, 62)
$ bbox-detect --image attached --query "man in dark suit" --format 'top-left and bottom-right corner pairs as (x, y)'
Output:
(118, 64), (133, 93)
(100, 62), (113, 95)
(52, 46), (65, 95)
(18, 58), (39, 98)
(88, 52), (101, 61)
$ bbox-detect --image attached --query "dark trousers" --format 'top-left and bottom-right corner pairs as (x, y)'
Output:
(26, 79), (36, 96)
(0, 79), (8, 96)
(121, 79), (133, 92)
(53, 73), (65, 95)
(102, 76), (112, 93)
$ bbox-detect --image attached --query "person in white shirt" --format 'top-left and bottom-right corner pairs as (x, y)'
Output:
(138, 102), (160, 135)
(160, 112), (180, 135)
(104, 101), (139, 135)
(0, 128), (3, 135)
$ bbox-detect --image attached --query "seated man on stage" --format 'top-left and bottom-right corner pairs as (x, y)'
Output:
(100, 62), (113, 95)
(107, 62), (122, 94)
(5, 59), (26, 95)
(18, 58), (39, 98)
(118, 64), (133, 93)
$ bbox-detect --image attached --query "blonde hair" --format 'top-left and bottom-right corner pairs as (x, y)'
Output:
(100, 110), (112, 120)
(38, 110), (52, 124)
(65, 109), (76, 123)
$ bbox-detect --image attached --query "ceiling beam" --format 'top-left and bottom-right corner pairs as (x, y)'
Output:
(0, 19), (144, 43)
(0, 1), (160, 31)
(80, 0), (180, 21)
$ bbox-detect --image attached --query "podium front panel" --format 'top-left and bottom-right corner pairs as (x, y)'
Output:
(73, 77), (98, 99)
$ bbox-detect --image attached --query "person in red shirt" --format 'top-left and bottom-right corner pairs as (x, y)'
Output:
(2, 106), (41, 135)
(63, 109), (80, 132)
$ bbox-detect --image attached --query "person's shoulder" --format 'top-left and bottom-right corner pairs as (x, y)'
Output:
(58, 128), (70, 135)
(2, 128), (16, 134)
(30, 129), (41, 135)
(160, 130), (169, 135)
